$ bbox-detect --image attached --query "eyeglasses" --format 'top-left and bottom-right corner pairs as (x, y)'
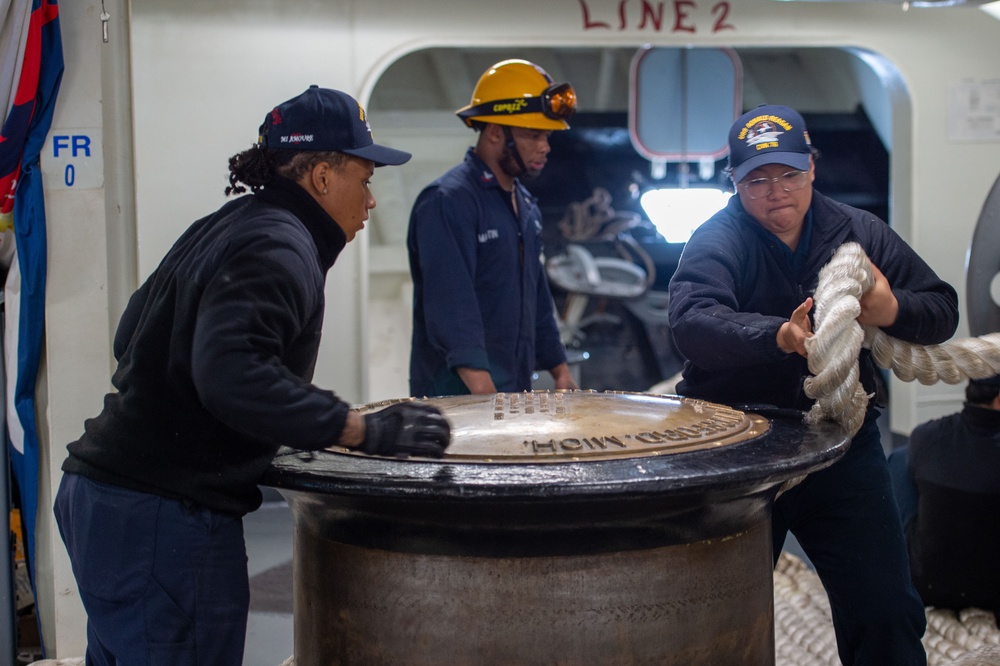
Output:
(738, 170), (809, 200)
(458, 82), (578, 122)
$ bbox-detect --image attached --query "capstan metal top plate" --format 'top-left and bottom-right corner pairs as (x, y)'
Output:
(336, 391), (770, 463)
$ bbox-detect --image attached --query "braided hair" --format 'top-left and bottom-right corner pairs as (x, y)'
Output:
(225, 146), (348, 196)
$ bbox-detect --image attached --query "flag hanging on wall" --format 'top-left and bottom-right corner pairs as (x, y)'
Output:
(0, 0), (64, 622)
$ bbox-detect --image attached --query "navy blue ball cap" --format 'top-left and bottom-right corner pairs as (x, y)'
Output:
(970, 373), (1000, 389)
(258, 85), (411, 167)
(728, 104), (812, 184)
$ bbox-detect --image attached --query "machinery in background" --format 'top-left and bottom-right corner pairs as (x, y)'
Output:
(544, 187), (686, 392)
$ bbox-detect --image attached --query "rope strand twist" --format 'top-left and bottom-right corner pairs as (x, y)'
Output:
(803, 242), (1000, 436)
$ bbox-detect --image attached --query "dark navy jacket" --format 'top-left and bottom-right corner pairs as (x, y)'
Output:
(407, 148), (566, 396)
(667, 191), (958, 411)
(63, 178), (350, 515)
(907, 404), (1000, 612)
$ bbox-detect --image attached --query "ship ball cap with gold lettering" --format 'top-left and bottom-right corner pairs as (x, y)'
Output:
(258, 85), (411, 167)
(728, 104), (813, 184)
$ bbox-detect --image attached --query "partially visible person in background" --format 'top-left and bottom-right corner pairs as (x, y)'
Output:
(53, 86), (451, 666)
(889, 374), (1000, 619)
(407, 59), (579, 397)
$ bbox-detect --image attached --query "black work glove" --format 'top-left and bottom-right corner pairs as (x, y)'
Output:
(359, 402), (451, 458)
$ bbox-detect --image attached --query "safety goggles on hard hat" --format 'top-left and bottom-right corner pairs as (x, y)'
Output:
(457, 82), (578, 124)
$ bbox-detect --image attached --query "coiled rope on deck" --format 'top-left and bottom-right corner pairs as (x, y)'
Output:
(802, 242), (1000, 436)
(773, 551), (1000, 665)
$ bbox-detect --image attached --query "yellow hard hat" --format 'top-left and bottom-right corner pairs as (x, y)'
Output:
(456, 59), (577, 131)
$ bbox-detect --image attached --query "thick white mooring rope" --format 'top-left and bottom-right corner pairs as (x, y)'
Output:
(803, 242), (1000, 436)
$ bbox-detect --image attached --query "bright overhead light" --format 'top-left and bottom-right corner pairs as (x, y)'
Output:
(640, 187), (731, 243)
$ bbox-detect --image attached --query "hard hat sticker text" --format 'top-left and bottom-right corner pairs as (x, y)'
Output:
(492, 99), (529, 115)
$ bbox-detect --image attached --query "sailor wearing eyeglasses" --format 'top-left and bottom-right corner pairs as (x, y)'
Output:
(407, 59), (580, 397)
(667, 104), (958, 665)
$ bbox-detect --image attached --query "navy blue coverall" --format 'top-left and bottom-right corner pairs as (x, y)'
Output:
(408, 148), (566, 397)
(668, 191), (958, 665)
